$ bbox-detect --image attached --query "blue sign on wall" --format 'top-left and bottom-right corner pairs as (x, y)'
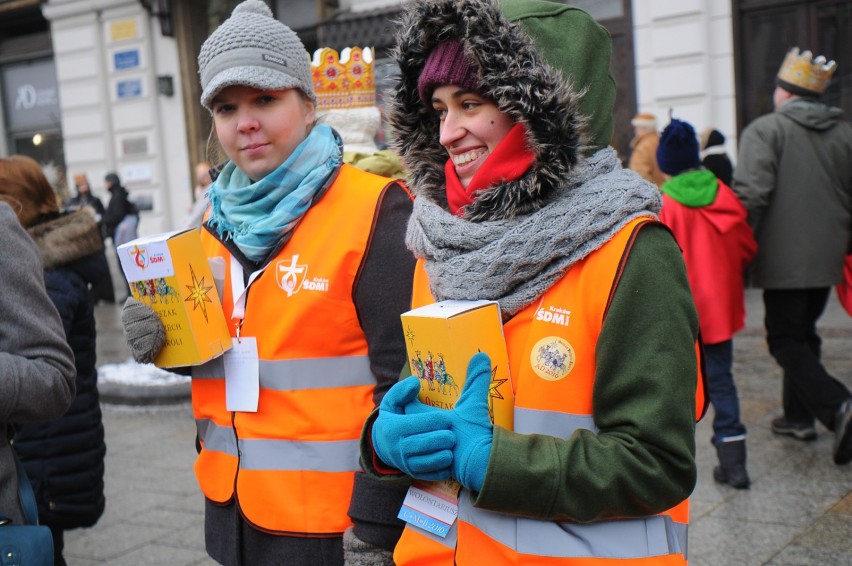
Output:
(117, 78), (142, 99)
(114, 49), (140, 71)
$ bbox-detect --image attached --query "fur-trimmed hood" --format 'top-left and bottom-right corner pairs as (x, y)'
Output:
(389, 0), (615, 221)
(27, 207), (105, 270)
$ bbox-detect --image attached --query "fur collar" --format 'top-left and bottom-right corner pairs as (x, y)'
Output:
(390, 0), (588, 221)
(27, 207), (104, 269)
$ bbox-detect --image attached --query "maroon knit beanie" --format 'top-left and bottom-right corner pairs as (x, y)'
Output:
(417, 39), (481, 102)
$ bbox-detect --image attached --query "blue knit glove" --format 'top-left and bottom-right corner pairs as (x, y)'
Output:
(372, 376), (455, 480)
(445, 353), (494, 492)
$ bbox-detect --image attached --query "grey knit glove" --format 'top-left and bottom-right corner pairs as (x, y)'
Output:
(343, 527), (394, 566)
(121, 296), (166, 364)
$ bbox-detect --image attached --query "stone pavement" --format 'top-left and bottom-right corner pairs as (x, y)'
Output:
(61, 289), (852, 565)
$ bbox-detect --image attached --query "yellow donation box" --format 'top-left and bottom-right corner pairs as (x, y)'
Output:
(400, 300), (513, 430)
(118, 229), (231, 368)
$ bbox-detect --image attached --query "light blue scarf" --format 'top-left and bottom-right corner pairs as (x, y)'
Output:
(207, 124), (342, 262)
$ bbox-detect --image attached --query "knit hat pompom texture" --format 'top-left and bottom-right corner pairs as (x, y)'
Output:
(198, 0), (315, 109)
(657, 118), (701, 175)
(418, 39), (482, 102)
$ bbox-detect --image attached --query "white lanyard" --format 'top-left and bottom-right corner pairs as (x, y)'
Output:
(229, 255), (265, 340)
(224, 254), (264, 412)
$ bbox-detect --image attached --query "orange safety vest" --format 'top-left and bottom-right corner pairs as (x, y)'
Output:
(192, 165), (396, 535)
(395, 218), (707, 565)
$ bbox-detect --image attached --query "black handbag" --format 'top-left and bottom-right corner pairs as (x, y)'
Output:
(0, 450), (53, 566)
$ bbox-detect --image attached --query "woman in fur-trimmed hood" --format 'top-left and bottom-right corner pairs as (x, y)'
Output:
(364, 1), (706, 564)
(1, 155), (108, 565)
(392, 0), (614, 221)
(391, 0), (676, 317)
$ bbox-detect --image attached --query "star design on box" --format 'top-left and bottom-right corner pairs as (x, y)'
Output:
(488, 365), (508, 424)
(184, 265), (214, 322)
(405, 325), (416, 345)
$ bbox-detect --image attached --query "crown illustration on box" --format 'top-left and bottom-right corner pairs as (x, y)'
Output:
(312, 46), (376, 110)
(776, 47), (837, 95)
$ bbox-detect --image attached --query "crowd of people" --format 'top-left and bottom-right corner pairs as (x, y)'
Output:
(1, 0), (850, 565)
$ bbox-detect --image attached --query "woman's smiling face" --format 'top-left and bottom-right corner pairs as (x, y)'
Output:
(431, 85), (515, 188)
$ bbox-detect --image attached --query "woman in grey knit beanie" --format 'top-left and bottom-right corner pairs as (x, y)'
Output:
(121, 1), (415, 565)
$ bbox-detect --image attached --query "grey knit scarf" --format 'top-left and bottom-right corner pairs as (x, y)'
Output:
(406, 148), (662, 317)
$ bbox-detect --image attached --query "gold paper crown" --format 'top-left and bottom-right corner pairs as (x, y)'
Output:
(312, 46), (376, 110)
(776, 47), (837, 95)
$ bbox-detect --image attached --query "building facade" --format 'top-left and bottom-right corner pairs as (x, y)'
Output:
(0, 0), (848, 237)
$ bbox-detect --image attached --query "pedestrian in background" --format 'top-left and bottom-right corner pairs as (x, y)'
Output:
(184, 161), (213, 229)
(103, 171), (138, 248)
(0, 154), (108, 565)
(363, 0), (705, 564)
(120, 1), (415, 564)
(0, 194), (76, 529)
(314, 46), (407, 179)
(699, 127), (734, 187)
(657, 118), (756, 489)
(67, 172), (115, 304)
(628, 111), (665, 187)
(103, 171), (137, 300)
(66, 173), (106, 219)
(733, 47), (852, 465)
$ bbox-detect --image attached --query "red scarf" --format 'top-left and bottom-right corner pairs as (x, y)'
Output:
(445, 123), (535, 216)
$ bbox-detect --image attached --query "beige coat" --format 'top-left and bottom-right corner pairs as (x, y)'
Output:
(628, 131), (665, 187)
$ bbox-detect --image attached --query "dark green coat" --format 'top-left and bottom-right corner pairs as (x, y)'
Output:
(733, 98), (852, 288)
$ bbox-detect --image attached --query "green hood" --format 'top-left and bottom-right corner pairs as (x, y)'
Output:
(660, 169), (718, 207)
(501, 0), (616, 153)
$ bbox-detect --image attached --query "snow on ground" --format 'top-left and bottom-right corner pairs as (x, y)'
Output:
(98, 358), (189, 386)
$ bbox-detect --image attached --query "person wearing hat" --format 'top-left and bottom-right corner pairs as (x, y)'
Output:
(67, 172), (115, 303)
(656, 117), (756, 490)
(102, 171), (137, 247)
(699, 127), (734, 187)
(732, 47), (852, 466)
(66, 173), (106, 219)
(628, 112), (665, 187)
(119, 1), (416, 564)
(102, 171), (137, 300)
(312, 46), (408, 179)
(361, 1), (707, 564)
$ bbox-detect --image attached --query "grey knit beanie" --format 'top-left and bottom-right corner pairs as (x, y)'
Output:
(198, 0), (315, 109)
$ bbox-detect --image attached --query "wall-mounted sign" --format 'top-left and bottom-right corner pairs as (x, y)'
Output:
(122, 136), (149, 156)
(122, 163), (152, 184)
(2, 59), (61, 131)
(110, 19), (138, 42)
(117, 78), (143, 99)
(114, 49), (140, 71)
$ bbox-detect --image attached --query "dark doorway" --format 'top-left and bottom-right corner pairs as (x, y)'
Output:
(733, 0), (852, 134)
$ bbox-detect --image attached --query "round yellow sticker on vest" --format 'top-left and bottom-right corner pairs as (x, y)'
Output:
(531, 337), (575, 381)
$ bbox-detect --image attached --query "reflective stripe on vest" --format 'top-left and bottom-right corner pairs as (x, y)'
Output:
(514, 406), (597, 435)
(192, 165), (393, 535)
(193, 355), (375, 390)
(195, 420), (360, 472)
(458, 492), (686, 559)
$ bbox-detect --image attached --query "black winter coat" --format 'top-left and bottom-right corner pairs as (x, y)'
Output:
(14, 208), (108, 530)
(103, 184), (137, 241)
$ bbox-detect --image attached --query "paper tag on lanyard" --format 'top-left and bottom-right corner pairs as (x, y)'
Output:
(223, 256), (263, 412)
(398, 480), (460, 538)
